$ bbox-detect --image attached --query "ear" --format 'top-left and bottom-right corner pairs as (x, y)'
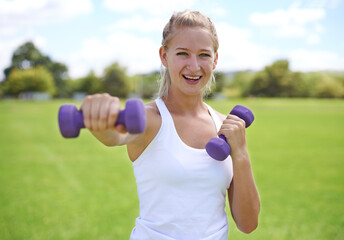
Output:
(212, 52), (218, 70)
(159, 46), (168, 68)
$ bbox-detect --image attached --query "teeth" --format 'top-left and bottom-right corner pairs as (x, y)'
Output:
(184, 75), (201, 80)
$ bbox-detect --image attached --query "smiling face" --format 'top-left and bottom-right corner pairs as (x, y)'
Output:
(159, 27), (218, 97)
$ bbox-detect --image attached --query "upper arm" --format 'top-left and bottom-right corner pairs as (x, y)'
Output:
(126, 102), (161, 161)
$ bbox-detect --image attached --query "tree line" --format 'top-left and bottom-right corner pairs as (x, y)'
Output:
(229, 60), (344, 98)
(1, 41), (343, 99)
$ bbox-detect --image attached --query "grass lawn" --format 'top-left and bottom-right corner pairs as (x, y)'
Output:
(0, 98), (343, 239)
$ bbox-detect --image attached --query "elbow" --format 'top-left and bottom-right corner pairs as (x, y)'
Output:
(100, 138), (119, 147)
(241, 199), (261, 234)
(103, 141), (116, 147)
(236, 207), (260, 234)
(238, 221), (258, 234)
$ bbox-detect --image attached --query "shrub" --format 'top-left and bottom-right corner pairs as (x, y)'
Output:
(3, 66), (56, 97)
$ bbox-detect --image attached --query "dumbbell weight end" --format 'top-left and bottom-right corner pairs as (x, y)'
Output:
(205, 135), (230, 161)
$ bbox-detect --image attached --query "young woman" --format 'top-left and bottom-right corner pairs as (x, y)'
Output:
(81, 10), (260, 240)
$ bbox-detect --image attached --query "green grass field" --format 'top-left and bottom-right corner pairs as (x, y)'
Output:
(0, 98), (343, 240)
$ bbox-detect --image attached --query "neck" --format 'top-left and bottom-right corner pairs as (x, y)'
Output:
(162, 90), (206, 116)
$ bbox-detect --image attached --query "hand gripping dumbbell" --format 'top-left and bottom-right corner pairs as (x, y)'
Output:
(58, 99), (146, 138)
(205, 105), (254, 161)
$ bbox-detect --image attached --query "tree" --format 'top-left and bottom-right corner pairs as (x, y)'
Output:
(3, 41), (69, 96)
(229, 71), (255, 97)
(3, 66), (56, 96)
(213, 71), (227, 93)
(249, 59), (299, 97)
(136, 71), (160, 98)
(304, 72), (344, 98)
(4, 42), (47, 78)
(49, 62), (69, 92)
(249, 70), (270, 97)
(75, 71), (102, 94)
(225, 60), (344, 98)
(102, 63), (130, 98)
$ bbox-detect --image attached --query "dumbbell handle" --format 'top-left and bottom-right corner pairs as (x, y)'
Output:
(205, 105), (254, 161)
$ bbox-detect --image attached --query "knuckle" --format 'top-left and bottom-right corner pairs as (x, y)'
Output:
(83, 96), (92, 105)
(94, 93), (102, 99)
(85, 95), (92, 101)
(101, 93), (110, 99)
(111, 96), (120, 104)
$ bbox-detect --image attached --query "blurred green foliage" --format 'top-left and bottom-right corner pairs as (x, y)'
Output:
(1, 41), (344, 99)
(3, 66), (56, 96)
(228, 60), (344, 98)
(3, 41), (68, 97)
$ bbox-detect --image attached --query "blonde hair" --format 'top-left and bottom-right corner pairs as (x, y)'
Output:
(158, 10), (219, 98)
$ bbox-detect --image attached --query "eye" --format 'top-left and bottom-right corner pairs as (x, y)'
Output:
(200, 53), (211, 57)
(177, 52), (188, 56)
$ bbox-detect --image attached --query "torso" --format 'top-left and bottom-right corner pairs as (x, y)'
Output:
(127, 99), (225, 162)
(169, 107), (218, 149)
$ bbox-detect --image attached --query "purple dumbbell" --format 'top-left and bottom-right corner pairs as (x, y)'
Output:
(58, 99), (146, 138)
(205, 105), (254, 161)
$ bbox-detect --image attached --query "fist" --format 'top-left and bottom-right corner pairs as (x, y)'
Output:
(218, 114), (247, 153)
(80, 93), (126, 133)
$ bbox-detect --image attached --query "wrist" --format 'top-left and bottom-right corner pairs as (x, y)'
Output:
(230, 147), (250, 163)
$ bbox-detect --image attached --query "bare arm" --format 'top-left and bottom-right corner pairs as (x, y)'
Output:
(218, 113), (260, 233)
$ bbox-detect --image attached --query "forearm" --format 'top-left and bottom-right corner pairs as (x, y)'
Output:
(90, 129), (127, 146)
(229, 149), (260, 233)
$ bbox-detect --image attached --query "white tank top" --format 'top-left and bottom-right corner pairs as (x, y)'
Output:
(130, 98), (233, 240)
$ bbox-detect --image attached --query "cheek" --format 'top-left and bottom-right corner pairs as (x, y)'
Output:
(202, 59), (215, 72)
(168, 58), (184, 73)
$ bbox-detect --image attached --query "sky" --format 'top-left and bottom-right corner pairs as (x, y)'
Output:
(0, 0), (343, 79)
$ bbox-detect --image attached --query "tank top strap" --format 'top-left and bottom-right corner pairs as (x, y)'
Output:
(204, 103), (223, 132)
(155, 98), (174, 126)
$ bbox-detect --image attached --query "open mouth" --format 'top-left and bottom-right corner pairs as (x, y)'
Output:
(183, 75), (202, 83)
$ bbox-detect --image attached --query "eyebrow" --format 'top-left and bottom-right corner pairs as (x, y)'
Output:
(175, 47), (212, 53)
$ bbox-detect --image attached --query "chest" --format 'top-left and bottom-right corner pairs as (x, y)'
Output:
(171, 113), (218, 149)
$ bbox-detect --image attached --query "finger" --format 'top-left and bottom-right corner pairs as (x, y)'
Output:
(218, 125), (237, 136)
(221, 119), (241, 129)
(90, 94), (101, 131)
(225, 115), (246, 128)
(108, 97), (120, 130)
(98, 99), (110, 131)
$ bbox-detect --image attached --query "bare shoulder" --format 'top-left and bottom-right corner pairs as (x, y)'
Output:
(214, 109), (226, 122)
(145, 100), (161, 124)
(144, 100), (162, 139)
(145, 100), (160, 115)
(127, 100), (161, 161)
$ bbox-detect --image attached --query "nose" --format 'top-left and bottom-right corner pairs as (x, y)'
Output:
(187, 55), (200, 72)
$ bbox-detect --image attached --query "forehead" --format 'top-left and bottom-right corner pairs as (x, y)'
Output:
(168, 27), (215, 51)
